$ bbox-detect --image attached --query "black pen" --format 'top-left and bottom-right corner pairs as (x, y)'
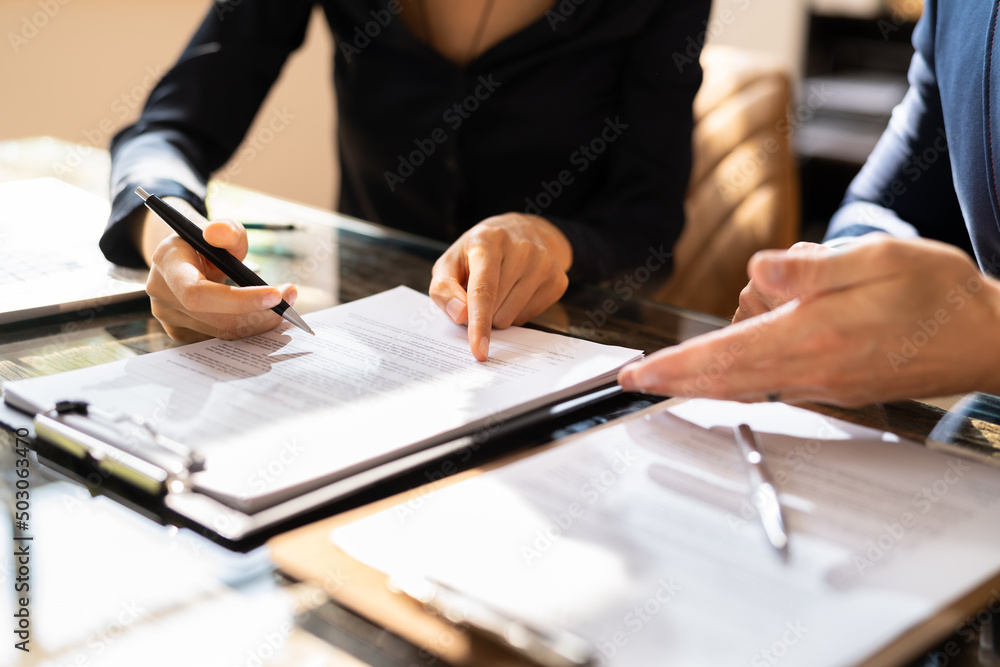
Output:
(135, 187), (314, 335)
(243, 222), (299, 231)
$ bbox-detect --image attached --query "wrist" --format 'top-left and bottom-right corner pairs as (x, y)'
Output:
(135, 196), (207, 267)
(979, 276), (1000, 395)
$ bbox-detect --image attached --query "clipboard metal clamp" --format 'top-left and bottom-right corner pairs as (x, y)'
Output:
(33, 400), (205, 496)
(389, 574), (596, 667)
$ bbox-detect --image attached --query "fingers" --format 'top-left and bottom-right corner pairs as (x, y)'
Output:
(730, 243), (830, 324)
(494, 270), (568, 327)
(432, 214), (572, 361)
(429, 250), (470, 325)
(152, 298), (287, 341)
(620, 236), (1000, 407)
(465, 244), (503, 361)
(153, 238), (282, 315)
(150, 278), (296, 341)
(748, 237), (888, 297)
(201, 219), (250, 282)
(732, 280), (771, 324)
(619, 302), (803, 398)
(203, 219), (248, 256)
(147, 231), (296, 341)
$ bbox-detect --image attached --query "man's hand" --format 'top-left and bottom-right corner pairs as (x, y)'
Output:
(430, 213), (572, 361)
(138, 198), (297, 342)
(732, 241), (830, 323)
(618, 236), (1000, 406)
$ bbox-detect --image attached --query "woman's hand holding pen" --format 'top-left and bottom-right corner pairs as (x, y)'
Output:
(137, 198), (298, 342)
(430, 213), (572, 361)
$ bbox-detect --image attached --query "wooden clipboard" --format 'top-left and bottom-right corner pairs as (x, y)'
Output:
(266, 400), (664, 666)
(267, 398), (1000, 667)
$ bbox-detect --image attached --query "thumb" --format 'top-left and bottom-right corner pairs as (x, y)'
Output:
(749, 244), (876, 298)
(430, 251), (470, 325)
(203, 219), (249, 261)
(201, 219), (250, 283)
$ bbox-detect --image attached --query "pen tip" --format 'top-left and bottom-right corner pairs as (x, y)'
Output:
(135, 187), (149, 201)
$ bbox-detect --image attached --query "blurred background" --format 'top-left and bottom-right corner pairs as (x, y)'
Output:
(0, 0), (921, 237)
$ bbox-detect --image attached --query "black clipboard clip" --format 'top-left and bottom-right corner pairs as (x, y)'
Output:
(33, 400), (205, 496)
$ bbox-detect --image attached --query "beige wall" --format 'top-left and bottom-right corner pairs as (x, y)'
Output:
(707, 0), (809, 86)
(1, 1), (337, 209)
(2, 0), (812, 208)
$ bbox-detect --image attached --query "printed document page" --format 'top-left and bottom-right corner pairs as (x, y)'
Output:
(332, 399), (1000, 667)
(5, 287), (641, 508)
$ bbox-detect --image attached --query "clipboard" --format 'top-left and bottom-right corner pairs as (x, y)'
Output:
(1, 286), (648, 551)
(1, 383), (646, 552)
(271, 398), (1000, 667)
(266, 403), (651, 667)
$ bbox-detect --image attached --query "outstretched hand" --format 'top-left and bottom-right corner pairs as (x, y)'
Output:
(619, 236), (1000, 406)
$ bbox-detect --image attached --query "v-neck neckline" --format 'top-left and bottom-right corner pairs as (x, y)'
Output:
(386, 0), (570, 71)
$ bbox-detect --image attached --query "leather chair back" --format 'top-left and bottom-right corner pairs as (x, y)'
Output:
(654, 45), (800, 318)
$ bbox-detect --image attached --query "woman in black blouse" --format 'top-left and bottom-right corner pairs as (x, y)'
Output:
(106, 0), (710, 359)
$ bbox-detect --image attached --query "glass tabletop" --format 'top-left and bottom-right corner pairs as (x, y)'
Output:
(2, 138), (999, 667)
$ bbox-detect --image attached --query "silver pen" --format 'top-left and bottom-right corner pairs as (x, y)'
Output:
(735, 424), (789, 558)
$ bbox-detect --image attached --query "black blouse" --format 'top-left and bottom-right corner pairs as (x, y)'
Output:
(104, 0), (710, 283)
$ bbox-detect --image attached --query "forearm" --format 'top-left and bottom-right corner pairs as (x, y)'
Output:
(104, 0), (313, 268)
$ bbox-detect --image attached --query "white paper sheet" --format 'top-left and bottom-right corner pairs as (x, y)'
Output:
(0, 178), (146, 323)
(332, 399), (1000, 666)
(5, 287), (641, 508)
